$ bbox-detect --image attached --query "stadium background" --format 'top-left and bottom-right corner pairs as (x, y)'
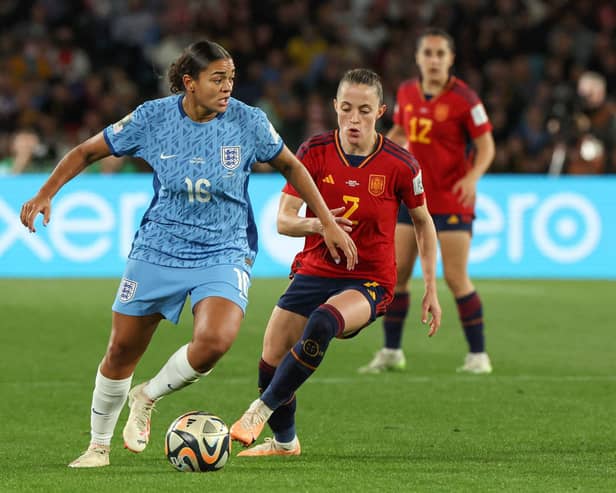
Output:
(1, 0), (615, 279)
(0, 0), (615, 175)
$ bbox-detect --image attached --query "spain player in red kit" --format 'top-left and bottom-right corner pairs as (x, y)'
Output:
(229, 69), (441, 455)
(359, 28), (495, 375)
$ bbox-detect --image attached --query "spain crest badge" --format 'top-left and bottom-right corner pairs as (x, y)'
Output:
(368, 174), (386, 196)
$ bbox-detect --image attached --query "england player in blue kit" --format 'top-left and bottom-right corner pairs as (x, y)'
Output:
(20, 40), (357, 468)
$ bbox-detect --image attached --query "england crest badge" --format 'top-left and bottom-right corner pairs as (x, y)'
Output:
(220, 146), (241, 170)
(118, 278), (138, 303)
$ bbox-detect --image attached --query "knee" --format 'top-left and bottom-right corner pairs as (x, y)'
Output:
(443, 274), (457, 292)
(263, 337), (292, 366)
(295, 305), (344, 365)
(103, 340), (138, 371)
(444, 272), (470, 295)
(189, 334), (234, 370)
(305, 306), (343, 342)
(395, 263), (413, 288)
(394, 276), (409, 291)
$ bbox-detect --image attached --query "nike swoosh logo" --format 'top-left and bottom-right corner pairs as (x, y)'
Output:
(92, 408), (106, 416)
(160, 153), (178, 159)
(167, 384), (175, 390)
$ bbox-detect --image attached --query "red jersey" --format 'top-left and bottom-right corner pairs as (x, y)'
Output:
(392, 77), (492, 215)
(283, 129), (425, 296)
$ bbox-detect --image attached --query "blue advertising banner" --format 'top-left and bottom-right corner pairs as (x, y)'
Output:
(1, 175), (615, 278)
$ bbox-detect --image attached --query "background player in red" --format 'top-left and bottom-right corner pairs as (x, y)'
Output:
(359, 28), (495, 375)
(228, 68), (441, 455)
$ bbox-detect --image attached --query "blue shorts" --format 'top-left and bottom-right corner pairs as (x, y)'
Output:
(398, 206), (473, 233)
(112, 258), (252, 323)
(277, 274), (389, 338)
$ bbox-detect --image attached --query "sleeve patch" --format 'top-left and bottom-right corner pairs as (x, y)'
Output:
(112, 112), (134, 134)
(269, 122), (281, 143)
(413, 171), (424, 195)
(470, 104), (488, 126)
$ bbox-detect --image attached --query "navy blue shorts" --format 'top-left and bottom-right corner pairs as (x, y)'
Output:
(277, 274), (389, 338)
(398, 206), (473, 233)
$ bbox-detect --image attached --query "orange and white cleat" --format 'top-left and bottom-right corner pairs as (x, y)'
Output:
(237, 437), (301, 457)
(230, 399), (271, 447)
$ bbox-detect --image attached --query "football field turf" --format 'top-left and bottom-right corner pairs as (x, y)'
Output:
(1, 278), (614, 492)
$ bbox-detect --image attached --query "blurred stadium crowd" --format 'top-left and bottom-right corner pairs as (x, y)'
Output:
(0, 0), (614, 175)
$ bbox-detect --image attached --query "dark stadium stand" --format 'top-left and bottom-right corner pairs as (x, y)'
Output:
(0, 0), (614, 175)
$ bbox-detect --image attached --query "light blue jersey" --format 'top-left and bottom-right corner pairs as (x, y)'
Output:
(103, 95), (283, 268)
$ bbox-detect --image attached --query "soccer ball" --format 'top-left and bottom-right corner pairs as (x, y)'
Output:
(164, 411), (231, 472)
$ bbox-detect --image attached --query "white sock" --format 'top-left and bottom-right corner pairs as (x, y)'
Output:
(90, 367), (132, 446)
(144, 344), (209, 400)
(275, 436), (299, 449)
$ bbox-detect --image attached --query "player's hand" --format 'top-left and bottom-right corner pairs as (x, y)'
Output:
(314, 208), (353, 235)
(322, 221), (358, 270)
(421, 289), (441, 336)
(20, 194), (51, 233)
(330, 206), (353, 232)
(452, 174), (477, 208)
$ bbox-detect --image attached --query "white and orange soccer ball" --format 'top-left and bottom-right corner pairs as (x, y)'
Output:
(164, 411), (230, 472)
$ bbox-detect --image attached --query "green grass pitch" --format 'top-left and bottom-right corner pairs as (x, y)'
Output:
(1, 278), (615, 492)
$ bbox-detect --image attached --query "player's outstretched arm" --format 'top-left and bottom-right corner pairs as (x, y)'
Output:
(409, 203), (441, 335)
(277, 193), (353, 238)
(269, 146), (357, 269)
(20, 132), (111, 232)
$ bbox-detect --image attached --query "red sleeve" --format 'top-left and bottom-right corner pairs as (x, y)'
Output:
(281, 140), (313, 197)
(462, 96), (492, 139)
(399, 161), (425, 211)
